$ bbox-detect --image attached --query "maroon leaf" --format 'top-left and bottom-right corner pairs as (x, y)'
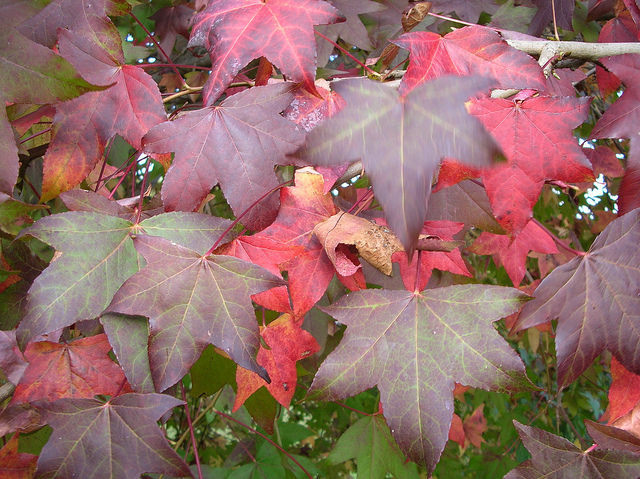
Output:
(0, 330), (27, 385)
(12, 334), (130, 404)
(107, 235), (284, 391)
(506, 421), (640, 478)
(36, 394), (192, 479)
(298, 76), (500, 252)
(41, 16), (167, 201)
(309, 285), (528, 472)
(429, 0), (498, 22)
(189, 0), (342, 104)
(528, 0), (574, 35)
(393, 26), (545, 95)
(150, 5), (194, 56)
(514, 208), (640, 387)
(143, 83), (305, 231)
(0, 434), (37, 479)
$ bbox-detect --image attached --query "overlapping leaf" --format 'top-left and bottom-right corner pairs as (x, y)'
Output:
(393, 26), (545, 95)
(12, 334), (129, 404)
(41, 16), (167, 201)
(309, 285), (528, 472)
(36, 394), (192, 479)
(514, 208), (640, 387)
(188, 0), (342, 104)
(328, 415), (420, 479)
(234, 314), (320, 409)
(298, 76), (500, 252)
(0, 434), (37, 479)
(528, 0), (574, 34)
(603, 357), (640, 423)
(505, 421), (640, 478)
(107, 235), (283, 391)
(429, 0), (498, 22)
(466, 93), (594, 233)
(590, 54), (640, 214)
(471, 220), (559, 286)
(143, 83), (305, 231)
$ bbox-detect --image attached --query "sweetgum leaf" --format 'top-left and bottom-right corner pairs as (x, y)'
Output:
(12, 334), (129, 404)
(514, 208), (640, 388)
(143, 83), (305, 231)
(36, 394), (192, 479)
(309, 284), (528, 472)
(328, 415), (420, 479)
(298, 76), (500, 253)
(429, 0), (498, 22)
(16, 212), (139, 347)
(505, 421), (640, 478)
(393, 26), (545, 95)
(189, 0), (342, 104)
(603, 357), (640, 423)
(100, 313), (154, 393)
(0, 434), (37, 479)
(41, 16), (167, 201)
(528, 0), (574, 35)
(107, 235), (284, 391)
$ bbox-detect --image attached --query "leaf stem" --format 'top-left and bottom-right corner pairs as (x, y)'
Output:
(180, 382), (203, 479)
(129, 12), (186, 86)
(205, 179), (293, 256)
(333, 400), (373, 416)
(214, 409), (313, 479)
(108, 152), (139, 199)
(135, 155), (151, 224)
(314, 30), (379, 78)
(138, 63), (212, 71)
(19, 127), (51, 145)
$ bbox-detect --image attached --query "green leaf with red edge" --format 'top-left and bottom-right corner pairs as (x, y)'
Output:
(470, 220), (558, 286)
(393, 26), (545, 95)
(309, 284), (529, 472)
(106, 235), (284, 391)
(35, 394), (192, 479)
(505, 421), (640, 479)
(188, 0), (342, 105)
(143, 83), (305, 231)
(12, 334), (130, 404)
(0, 434), (37, 479)
(602, 356), (640, 423)
(514, 208), (640, 388)
(391, 220), (471, 292)
(298, 76), (500, 253)
(328, 415), (421, 479)
(464, 93), (594, 234)
(100, 313), (154, 394)
(15, 212), (140, 347)
(233, 313), (320, 409)
(0, 0), (101, 195)
(247, 169), (364, 315)
(41, 16), (167, 202)
(590, 53), (640, 215)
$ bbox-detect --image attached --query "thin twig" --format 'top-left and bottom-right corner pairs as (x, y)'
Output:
(314, 29), (380, 77)
(181, 382), (203, 479)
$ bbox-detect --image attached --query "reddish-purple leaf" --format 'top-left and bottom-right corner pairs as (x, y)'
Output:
(150, 5), (194, 56)
(0, 331), (27, 385)
(429, 0), (498, 22)
(595, 15), (638, 97)
(528, 0), (574, 35)
(393, 26), (545, 95)
(514, 208), (640, 387)
(189, 0), (342, 104)
(107, 235), (284, 391)
(298, 76), (500, 253)
(36, 394), (192, 479)
(0, 434), (37, 479)
(41, 17), (167, 201)
(506, 421), (640, 478)
(12, 335), (129, 404)
(309, 285), (528, 472)
(144, 83), (305, 231)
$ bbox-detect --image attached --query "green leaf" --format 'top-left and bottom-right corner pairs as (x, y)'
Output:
(328, 415), (420, 479)
(190, 345), (236, 397)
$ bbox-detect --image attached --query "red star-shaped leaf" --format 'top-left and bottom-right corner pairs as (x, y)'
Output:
(514, 208), (640, 387)
(36, 394), (191, 479)
(189, 0), (342, 104)
(12, 334), (129, 404)
(143, 83), (305, 231)
(470, 220), (559, 286)
(603, 356), (640, 424)
(41, 16), (167, 201)
(234, 313), (320, 409)
(107, 235), (284, 391)
(467, 93), (594, 233)
(393, 26), (545, 95)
